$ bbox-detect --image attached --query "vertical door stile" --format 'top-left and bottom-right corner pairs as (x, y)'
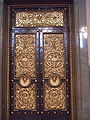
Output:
(36, 31), (41, 112)
(39, 30), (44, 112)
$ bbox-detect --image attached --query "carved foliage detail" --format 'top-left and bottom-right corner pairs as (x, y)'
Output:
(15, 84), (36, 110)
(16, 11), (63, 27)
(15, 34), (36, 78)
(44, 83), (66, 110)
(44, 34), (66, 78)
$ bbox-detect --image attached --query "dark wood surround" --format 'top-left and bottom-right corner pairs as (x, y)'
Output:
(4, 0), (73, 5)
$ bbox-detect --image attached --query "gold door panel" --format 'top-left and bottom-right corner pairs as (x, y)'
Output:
(14, 34), (36, 110)
(44, 33), (66, 79)
(44, 82), (66, 110)
(15, 34), (36, 78)
(43, 33), (66, 110)
(14, 83), (36, 110)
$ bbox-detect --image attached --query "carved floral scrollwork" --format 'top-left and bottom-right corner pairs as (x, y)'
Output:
(44, 34), (66, 110)
(15, 34), (36, 78)
(14, 34), (36, 110)
(16, 11), (64, 27)
(44, 34), (66, 79)
(15, 84), (36, 110)
(44, 83), (66, 110)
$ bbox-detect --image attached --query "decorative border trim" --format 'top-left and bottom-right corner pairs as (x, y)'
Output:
(10, 4), (71, 7)
(69, 5), (76, 120)
(7, 5), (11, 120)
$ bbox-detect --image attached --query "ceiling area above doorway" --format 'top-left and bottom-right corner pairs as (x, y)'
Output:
(4, 0), (73, 5)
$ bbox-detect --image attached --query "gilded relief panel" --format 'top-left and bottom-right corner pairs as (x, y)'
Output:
(44, 34), (66, 79)
(14, 34), (36, 110)
(15, 34), (36, 78)
(44, 83), (66, 110)
(16, 11), (63, 27)
(15, 84), (36, 110)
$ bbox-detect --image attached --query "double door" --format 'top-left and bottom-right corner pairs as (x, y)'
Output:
(9, 27), (71, 120)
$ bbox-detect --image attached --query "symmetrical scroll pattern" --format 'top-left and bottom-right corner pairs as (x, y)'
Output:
(44, 83), (66, 110)
(15, 84), (36, 110)
(16, 11), (63, 27)
(15, 34), (36, 78)
(44, 34), (66, 78)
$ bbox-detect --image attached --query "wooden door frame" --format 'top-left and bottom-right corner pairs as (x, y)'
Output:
(2, 4), (76, 120)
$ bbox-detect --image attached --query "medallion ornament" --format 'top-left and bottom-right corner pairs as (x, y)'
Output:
(19, 74), (31, 87)
(49, 74), (60, 87)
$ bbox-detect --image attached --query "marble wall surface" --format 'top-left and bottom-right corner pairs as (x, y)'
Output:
(86, 0), (90, 67)
(0, 0), (3, 119)
(74, 0), (90, 120)
(86, 0), (90, 78)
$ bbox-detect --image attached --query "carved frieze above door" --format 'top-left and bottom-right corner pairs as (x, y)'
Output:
(16, 11), (64, 27)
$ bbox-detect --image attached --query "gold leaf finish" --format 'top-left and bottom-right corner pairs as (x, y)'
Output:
(44, 34), (66, 78)
(19, 74), (31, 87)
(15, 84), (36, 110)
(49, 74), (60, 87)
(15, 34), (36, 78)
(44, 83), (66, 110)
(16, 11), (63, 27)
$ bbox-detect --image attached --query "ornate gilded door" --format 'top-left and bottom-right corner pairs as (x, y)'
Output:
(4, 6), (74, 120)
